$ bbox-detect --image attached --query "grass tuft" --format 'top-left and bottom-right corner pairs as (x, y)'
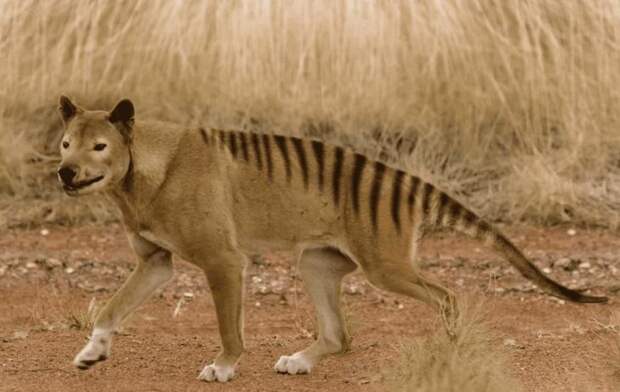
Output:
(383, 297), (522, 392)
(66, 297), (99, 331)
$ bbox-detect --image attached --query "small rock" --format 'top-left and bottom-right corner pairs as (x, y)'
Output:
(270, 280), (287, 294)
(503, 338), (524, 349)
(542, 267), (552, 274)
(40, 229), (50, 236)
(344, 283), (365, 295)
(567, 229), (577, 236)
(549, 297), (566, 305)
(255, 301), (261, 308)
(25, 262), (37, 269)
(503, 338), (516, 346)
(12, 331), (28, 340)
(46, 258), (62, 268)
(578, 262), (591, 270)
(183, 292), (194, 299)
(397, 304), (404, 310)
(65, 267), (75, 274)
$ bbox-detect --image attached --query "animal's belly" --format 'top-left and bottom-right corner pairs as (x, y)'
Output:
(234, 219), (343, 255)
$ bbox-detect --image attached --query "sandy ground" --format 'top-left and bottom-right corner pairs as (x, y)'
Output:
(0, 223), (619, 391)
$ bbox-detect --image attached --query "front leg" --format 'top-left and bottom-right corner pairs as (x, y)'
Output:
(197, 252), (246, 383)
(73, 233), (173, 370)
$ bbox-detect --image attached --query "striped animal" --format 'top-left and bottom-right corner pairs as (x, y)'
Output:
(57, 96), (606, 383)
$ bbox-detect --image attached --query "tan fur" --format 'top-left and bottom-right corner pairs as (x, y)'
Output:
(57, 97), (606, 382)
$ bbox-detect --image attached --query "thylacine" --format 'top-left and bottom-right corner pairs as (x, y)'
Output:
(56, 96), (606, 382)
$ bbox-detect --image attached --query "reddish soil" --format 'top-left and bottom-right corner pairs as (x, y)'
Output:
(0, 224), (619, 391)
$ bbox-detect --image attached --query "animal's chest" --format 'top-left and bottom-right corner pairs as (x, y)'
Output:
(127, 198), (192, 258)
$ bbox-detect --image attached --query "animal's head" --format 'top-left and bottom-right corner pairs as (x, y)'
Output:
(57, 96), (134, 196)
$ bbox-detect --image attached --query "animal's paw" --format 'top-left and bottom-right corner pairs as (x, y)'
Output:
(197, 363), (236, 382)
(73, 334), (111, 370)
(274, 353), (314, 375)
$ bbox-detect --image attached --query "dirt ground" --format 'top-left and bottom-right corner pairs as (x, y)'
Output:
(0, 223), (618, 392)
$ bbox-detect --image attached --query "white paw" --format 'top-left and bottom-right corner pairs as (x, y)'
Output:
(73, 334), (111, 370)
(197, 363), (235, 382)
(274, 353), (314, 375)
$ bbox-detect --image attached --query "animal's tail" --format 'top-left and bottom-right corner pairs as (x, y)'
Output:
(426, 188), (607, 304)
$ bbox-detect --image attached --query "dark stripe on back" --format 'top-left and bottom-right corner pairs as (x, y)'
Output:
(463, 210), (477, 226)
(408, 176), (420, 219)
(274, 135), (292, 181)
(436, 192), (450, 226)
(311, 141), (325, 191)
(291, 137), (309, 188)
(391, 170), (405, 233)
(462, 209), (484, 237)
(228, 131), (238, 158)
(262, 134), (273, 180)
(463, 209), (490, 235)
(332, 147), (345, 206)
(421, 182), (433, 220)
(199, 128), (209, 145)
(251, 133), (263, 170)
(218, 130), (226, 148)
(351, 154), (367, 215)
(370, 162), (386, 231)
(239, 132), (249, 161)
(449, 201), (463, 224)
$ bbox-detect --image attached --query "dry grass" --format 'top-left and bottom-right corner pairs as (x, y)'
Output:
(383, 298), (522, 392)
(65, 297), (100, 331)
(1, 0), (619, 228)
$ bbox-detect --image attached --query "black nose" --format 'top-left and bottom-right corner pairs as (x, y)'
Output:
(58, 166), (77, 184)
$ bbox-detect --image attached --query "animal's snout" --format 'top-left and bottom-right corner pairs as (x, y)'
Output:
(58, 166), (77, 185)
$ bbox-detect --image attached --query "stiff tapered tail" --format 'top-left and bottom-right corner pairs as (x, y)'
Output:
(429, 188), (608, 304)
(490, 233), (607, 303)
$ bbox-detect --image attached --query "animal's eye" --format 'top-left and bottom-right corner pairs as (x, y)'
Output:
(62, 141), (69, 149)
(94, 143), (107, 151)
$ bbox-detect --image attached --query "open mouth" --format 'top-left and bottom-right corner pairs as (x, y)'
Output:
(63, 175), (105, 192)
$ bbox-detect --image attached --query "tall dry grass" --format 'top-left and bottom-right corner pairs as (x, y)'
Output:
(1, 0), (619, 227)
(383, 298), (522, 392)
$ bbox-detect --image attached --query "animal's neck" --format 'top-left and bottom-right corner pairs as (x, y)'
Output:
(107, 142), (166, 227)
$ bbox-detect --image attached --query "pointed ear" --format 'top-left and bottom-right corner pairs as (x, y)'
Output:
(109, 99), (135, 128)
(58, 95), (81, 125)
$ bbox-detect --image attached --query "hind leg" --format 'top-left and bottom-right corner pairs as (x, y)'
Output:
(275, 248), (357, 375)
(364, 263), (457, 330)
